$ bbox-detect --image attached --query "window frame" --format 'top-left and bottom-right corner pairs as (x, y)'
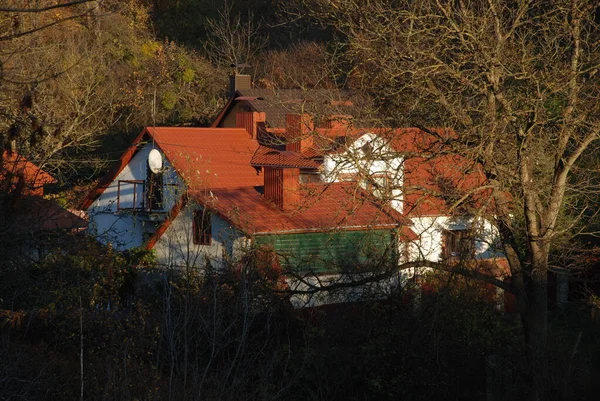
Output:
(193, 209), (212, 245)
(361, 172), (391, 199)
(117, 180), (145, 211)
(441, 228), (474, 259)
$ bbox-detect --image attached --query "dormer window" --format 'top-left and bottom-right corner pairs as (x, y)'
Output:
(146, 163), (163, 211)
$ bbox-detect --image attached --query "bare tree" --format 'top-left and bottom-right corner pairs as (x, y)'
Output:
(295, 0), (600, 396)
(203, 1), (268, 67)
(0, 0), (99, 42)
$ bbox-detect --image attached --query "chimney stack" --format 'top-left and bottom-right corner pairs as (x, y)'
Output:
(229, 64), (252, 96)
(285, 114), (314, 153)
(236, 111), (266, 139)
(263, 166), (300, 210)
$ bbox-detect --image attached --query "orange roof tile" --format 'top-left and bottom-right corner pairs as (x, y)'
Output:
(12, 196), (88, 232)
(147, 127), (263, 190)
(192, 182), (416, 238)
(81, 127), (263, 209)
(403, 153), (489, 217)
(387, 127), (453, 154)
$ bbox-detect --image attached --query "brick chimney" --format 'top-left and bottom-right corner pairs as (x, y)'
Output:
(236, 111), (266, 139)
(285, 114), (314, 153)
(229, 74), (251, 97)
(263, 166), (300, 210)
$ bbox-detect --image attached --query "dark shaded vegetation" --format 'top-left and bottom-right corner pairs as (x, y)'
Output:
(2, 245), (599, 400)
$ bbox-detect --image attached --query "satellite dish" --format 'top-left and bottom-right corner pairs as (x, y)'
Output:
(148, 149), (163, 173)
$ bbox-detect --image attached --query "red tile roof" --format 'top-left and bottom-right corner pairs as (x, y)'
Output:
(259, 127), (450, 160)
(387, 127), (453, 154)
(11, 196), (88, 232)
(147, 127), (263, 190)
(403, 153), (489, 217)
(314, 127), (453, 156)
(286, 126), (485, 218)
(191, 182), (416, 239)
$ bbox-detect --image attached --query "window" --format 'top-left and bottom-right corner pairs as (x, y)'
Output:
(193, 210), (212, 245)
(361, 142), (374, 157)
(145, 164), (163, 211)
(361, 173), (390, 199)
(117, 180), (145, 210)
(442, 229), (474, 259)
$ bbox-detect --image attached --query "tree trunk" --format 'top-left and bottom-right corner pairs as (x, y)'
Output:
(520, 241), (550, 400)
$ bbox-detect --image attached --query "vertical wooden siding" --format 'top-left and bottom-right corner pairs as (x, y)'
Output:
(236, 111), (266, 138)
(285, 114), (314, 153)
(264, 167), (299, 210)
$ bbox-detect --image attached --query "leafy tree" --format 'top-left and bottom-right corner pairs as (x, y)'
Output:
(0, 0), (224, 185)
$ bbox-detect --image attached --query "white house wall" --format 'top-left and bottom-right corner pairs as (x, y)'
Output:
(321, 133), (404, 213)
(153, 204), (247, 269)
(410, 216), (502, 262)
(87, 143), (184, 251)
(320, 132), (503, 265)
(286, 272), (408, 308)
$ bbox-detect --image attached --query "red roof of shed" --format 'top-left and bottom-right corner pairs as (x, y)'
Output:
(1, 151), (56, 195)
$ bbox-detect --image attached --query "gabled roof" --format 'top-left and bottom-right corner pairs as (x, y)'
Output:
(81, 127), (263, 209)
(212, 88), (371, 129)
(192, 182), (416, 238)
(147, 127), (263, 189)
(1, 152), (85, 233)
(255, 126), (487, 218)
(403, 153), (489, 217)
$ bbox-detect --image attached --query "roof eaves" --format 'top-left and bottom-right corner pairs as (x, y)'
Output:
(146, 196), (186, 250)
(251, 223), (402, 236)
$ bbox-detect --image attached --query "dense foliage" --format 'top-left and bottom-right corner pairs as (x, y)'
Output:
(2, 247), (598, 400)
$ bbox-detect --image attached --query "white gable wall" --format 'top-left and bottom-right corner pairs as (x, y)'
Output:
(153, 204), (247, 269)
(320, 132), (503, 264)
(87, 143), (184, 251)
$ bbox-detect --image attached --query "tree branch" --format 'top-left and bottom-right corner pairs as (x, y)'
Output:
(0, 1), (95, 13)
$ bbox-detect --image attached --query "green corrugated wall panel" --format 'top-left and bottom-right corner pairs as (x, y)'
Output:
(255, 230), (397, 274)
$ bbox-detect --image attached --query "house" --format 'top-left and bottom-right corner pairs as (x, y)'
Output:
(245, 113), (504, 263)
(81, 125), (413, 258)
(0, 150), (88, 262)
(212, 73), (372, 130)
(80, 127), (263, 251)
(82, 107), (508, 306)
